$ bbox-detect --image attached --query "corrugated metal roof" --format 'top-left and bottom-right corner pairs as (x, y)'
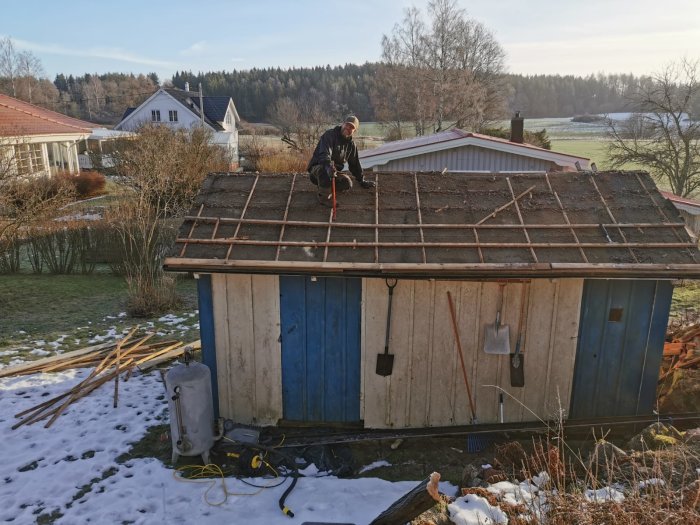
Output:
(164, 171), (700, 278)
(359, 129), (590, 170)
(0, 93), (98, 137)
(660, 190), (700, 211)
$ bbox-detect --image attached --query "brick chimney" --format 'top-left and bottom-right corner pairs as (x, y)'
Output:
(510, 111), (524, 144)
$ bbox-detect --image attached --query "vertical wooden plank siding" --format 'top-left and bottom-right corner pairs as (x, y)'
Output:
(212, 274), (282, 425)
(196, 274), (219, 418)
(362, 278), (583, 428)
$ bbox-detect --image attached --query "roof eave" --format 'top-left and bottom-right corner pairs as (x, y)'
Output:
(163, 258), (700, 279)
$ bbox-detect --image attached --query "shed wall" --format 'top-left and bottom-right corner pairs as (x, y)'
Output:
(374, 145), (555, 172)
(211, 275), (583, 428)
(211, 273), (282, 426)
(362, 278), (583, 428)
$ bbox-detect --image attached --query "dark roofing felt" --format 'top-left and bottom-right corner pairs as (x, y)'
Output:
(163, 171), (700, 278)
(120, 107), (136, 122)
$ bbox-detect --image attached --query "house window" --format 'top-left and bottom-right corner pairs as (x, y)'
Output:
(151, 110), (161, 122)
(169, 110), (178, 122)
(12, 143), (45, 176)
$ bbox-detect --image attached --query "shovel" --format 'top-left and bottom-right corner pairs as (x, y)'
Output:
(510, 282), (529, 387)
(483, 283), (510, 355)
(375, 278), (397, 376)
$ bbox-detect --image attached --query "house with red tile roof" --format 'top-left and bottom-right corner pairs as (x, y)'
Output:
(0, 93), (98, 177)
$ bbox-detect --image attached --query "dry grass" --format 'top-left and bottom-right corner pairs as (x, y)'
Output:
(488, 432), (700, 524)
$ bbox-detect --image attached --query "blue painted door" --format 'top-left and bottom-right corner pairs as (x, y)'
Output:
(570, 279), (673, 419)
(279, 276), (362, 422)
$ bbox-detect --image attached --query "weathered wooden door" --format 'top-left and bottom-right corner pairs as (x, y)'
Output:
(569, 279), (673, 419)
(279, 276), (362, 422)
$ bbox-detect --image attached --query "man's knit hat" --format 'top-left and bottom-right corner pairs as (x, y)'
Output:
(344, 115), (360, 129)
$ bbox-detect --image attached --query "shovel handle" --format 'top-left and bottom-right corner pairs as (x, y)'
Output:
(331, 177), (337, 220)
(383, 278), (397, 354)
(447, 291), (477, 421)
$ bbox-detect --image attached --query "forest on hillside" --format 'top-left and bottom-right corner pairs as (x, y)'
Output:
(1, 64), (646, 127)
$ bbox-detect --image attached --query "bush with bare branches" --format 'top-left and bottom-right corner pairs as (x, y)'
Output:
(109, 124), (228, 315)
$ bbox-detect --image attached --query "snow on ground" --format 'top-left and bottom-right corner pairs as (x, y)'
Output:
(0, 368), (455, 524)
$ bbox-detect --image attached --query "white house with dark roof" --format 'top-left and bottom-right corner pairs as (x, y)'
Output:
(115, 85), (240, 168)
(360, 123), (591, 173)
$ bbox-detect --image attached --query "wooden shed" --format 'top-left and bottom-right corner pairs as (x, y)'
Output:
(164, 171), (700, 428)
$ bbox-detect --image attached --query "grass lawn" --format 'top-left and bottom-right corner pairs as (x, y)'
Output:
(0, 272), (199, 363)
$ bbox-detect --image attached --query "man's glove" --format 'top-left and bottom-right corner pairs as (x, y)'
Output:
(360, 179), (376, 189)
(325, 165), (337, 179)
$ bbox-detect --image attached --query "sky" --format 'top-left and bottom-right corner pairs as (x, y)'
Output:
(2, 0), (700, 82)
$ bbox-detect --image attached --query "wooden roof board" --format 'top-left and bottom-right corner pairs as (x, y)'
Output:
(165, 171), (700, 278)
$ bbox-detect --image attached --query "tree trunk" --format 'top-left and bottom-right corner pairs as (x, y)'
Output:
(369, 472), (443, 525)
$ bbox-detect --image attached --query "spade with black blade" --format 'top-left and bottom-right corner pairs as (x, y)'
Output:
(376, 278), (397, 376)
(510, 281), (529, 387)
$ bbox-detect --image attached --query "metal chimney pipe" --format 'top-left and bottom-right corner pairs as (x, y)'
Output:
(198, 83), (205, 125)
(184, 82), (190, 92)
(510, 111), (524, 144)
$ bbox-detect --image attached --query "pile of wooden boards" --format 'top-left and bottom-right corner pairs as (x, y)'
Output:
(663, 322), (700, 370)
(3, 329), (200, 430)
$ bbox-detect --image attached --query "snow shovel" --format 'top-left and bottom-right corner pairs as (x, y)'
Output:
(375, 278), (397, 376)
(483, 283), (510, 355)
(510, 282), (529, 387)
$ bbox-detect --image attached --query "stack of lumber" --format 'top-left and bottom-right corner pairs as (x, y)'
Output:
(7, 329), (201, 430)
(0, 335), (200, 379)
(663, 322), (700, 370)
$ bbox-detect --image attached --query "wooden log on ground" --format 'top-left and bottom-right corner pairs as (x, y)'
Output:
(369, 472), (443, 525)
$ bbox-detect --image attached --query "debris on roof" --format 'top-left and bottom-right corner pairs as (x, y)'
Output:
(164, 171), (700, 278)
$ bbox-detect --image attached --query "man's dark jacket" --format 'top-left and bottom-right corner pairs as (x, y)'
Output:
(307, 126), (364, 181)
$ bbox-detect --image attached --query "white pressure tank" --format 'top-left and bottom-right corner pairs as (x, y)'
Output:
(165, 355), (215, 465)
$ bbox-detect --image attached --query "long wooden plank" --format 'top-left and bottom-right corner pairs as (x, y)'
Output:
(224, 274), (257, 423)
(362, 279), (391, 428)
(0, 341), (116, 378)
(386, 279), (413, 427)
(455, 282), (482, 425)
(251, 275), (283, 425)
(546, 279), (584, 416)
(407, 280), (432, 427)
(211, 273), (232, 419)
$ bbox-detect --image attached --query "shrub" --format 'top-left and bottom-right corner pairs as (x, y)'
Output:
(257, 149), (309, 173)
(0, 235), (21, 274)
(58, 170), (106, 198)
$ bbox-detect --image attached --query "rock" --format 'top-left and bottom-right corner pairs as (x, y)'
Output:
(461, 464), (480, 488)
(626, 422), (684, 451)
(657, 368), (700, 413)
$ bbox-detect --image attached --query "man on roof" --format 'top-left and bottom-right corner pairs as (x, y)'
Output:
(307, 115), (375, 203)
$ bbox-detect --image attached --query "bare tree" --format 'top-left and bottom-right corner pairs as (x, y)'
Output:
(374, 0), (507, 135)
(109, 124), (230, 315)
(0, 37), (45, 103)
(269, 93), (333, 151)
(607, 59), (700, 197)
(16, 50), (44, 104)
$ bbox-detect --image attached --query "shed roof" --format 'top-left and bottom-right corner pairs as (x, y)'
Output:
(0, 93), (98, 137)
(164, 171), (700, 279)
(359, 129), (591, 171)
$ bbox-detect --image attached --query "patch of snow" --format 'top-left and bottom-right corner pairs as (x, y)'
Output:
(532, 471), (550, 487)
(584, 486), (625, 502)
(449, 493), (508, 525)
(0, 350), (20, 357)
(158, 314), (188, 325)
(30, 349), (51, 356)
(359, 460), (392, 474)
(0, 368), (451, 523)
(33, 340), (46, 346)
(55, 212), (103, 222)
(638, 478), (665, 489)
(18, 330), (26, 335)
(303, 246), (314, 257)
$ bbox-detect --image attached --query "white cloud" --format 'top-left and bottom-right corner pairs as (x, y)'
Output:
(180, 40), (207, 57)
(9, 37), (177, 69)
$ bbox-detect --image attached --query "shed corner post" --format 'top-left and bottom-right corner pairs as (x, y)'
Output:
(196, 273), (220, 419)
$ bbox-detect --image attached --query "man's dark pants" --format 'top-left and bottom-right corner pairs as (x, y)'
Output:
(309, 165), (353, 193)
